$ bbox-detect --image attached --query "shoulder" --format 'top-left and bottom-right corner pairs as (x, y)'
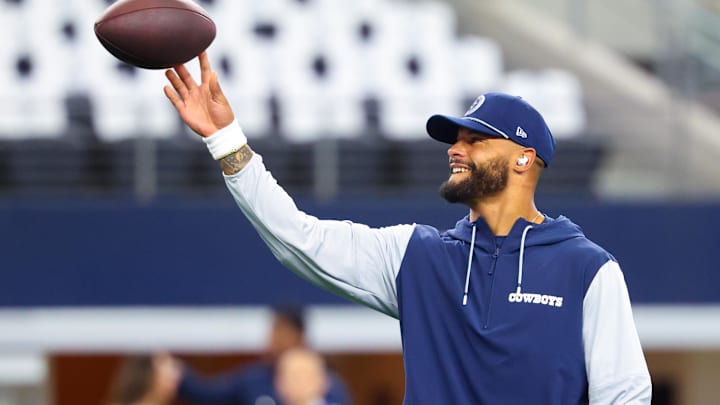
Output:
(410, 224), (441, 237)
(236, 362), (274, 383)
(540, 215), (617, 293)
(401, 224), (442, 248)
(558, 235), (616, 294)
(409, 223), (466, 244)
(564, 235), (614, 261)
(404, 224), (466, 255)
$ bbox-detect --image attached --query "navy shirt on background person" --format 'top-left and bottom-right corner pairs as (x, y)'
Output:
(178, 361), (351, 405)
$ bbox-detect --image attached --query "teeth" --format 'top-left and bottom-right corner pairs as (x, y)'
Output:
(451, 168), (470, 174)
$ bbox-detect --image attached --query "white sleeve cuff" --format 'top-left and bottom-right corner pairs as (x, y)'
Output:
(202, 120), (248, 160)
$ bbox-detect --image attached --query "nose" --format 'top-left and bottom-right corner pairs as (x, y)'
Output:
(448, 140), (465, 159)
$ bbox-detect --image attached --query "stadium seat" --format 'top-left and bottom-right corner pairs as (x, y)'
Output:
(455, 36), (504, 98)
(406, 1), (457, 48)
(275, 11), (366, 142)
(0, 8), (24, 138)
(498, 69), (586, 138)
(0, 44), (67, 139)
(369, 6), (460, 140)
(381, 92), (460, 141)
(244, 0), (294, 32)
(199, 0), (254, 44)
(137, 70), (182, 139)
(0, 1), (77, 139)
(205, 38), (273, 139)
(276, 45), (364, 142)
(538, 69), (586, 139)
(83, 44), (145, 142)
(80, 27), (179, 142)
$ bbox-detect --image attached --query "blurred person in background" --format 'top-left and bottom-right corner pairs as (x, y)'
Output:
(176, 306), (351, 405)
(106, 353), (179, 405)
(162, 53), (651, 404)
(275, 347), (339, 405)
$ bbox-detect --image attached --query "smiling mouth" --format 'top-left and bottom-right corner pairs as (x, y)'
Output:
(451, 167), (470, 174)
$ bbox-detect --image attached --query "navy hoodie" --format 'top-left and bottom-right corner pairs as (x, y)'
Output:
(397, 215), (607, 404)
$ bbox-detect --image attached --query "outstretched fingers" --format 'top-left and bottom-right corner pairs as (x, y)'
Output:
(163, 85), (184, 111)
(174, 63), (198, 91)
(165, 69), (189, 100)
(199, 51), (212, 84)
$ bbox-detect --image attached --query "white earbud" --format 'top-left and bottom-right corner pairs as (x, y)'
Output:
(517, 155), (529, 166)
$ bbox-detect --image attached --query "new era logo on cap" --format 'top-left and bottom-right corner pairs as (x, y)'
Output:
(516, 127), (528, 139)
(425, 92), (556, 167)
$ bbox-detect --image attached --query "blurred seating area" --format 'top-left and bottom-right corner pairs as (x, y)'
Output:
(0, 0), (603, 198)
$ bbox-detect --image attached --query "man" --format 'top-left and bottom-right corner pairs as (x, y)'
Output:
(177, 307), (350, 405)
(162, 52), (652, 404)
(275, 348), (339, 405)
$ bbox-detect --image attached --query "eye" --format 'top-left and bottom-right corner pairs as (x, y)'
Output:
(457, 131), (490, 144)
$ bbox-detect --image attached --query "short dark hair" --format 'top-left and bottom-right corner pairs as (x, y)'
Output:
(273, 305), (306, 334)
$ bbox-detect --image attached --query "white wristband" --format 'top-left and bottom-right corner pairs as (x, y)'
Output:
(202, 120), (248, 160)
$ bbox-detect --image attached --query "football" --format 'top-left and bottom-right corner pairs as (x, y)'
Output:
(94, 0), (216, 69)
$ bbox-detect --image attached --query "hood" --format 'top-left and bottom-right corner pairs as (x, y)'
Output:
(446, 214), (584, 253)
(447, 214), (585, 306)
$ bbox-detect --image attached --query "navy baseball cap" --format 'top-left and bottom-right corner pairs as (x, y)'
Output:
(426, 93), (556, 167)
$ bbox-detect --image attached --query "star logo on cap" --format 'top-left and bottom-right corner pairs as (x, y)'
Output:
(465, 95), (485, 116)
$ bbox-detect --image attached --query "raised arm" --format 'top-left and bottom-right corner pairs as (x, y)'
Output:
(163, 53), (415, 317)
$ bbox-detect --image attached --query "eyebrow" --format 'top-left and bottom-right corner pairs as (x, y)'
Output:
(460, 131), (492, 139)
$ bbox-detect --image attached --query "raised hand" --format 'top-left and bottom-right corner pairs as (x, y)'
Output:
(164, 52), (235, 137)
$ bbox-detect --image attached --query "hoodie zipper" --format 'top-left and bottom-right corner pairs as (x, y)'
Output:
(484, 246), (501, 328)
(488, 246), (500, 275)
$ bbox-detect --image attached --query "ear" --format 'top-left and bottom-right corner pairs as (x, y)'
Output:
(513, 148), (537, 173)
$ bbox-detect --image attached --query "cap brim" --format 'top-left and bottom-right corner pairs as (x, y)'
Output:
(426, 115), (507, 144)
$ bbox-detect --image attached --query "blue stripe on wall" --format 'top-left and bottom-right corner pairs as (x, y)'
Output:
(0, 196), (718, 306)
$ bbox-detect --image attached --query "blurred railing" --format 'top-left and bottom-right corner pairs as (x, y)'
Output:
(0, 134), (607, 200)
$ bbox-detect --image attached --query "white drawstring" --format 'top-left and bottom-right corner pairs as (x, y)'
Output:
(463, 222), (535, 306)
(462, 224), (477, 306)
(516, 225), (533, 295)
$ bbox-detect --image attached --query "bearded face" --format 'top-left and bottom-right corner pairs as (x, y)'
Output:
(439, 155), (510, 203)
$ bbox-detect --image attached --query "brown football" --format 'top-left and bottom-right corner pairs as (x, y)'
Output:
(94, 0), (216, 69)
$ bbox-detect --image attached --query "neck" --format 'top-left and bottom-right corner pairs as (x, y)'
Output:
(468, 191), (541, 236)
